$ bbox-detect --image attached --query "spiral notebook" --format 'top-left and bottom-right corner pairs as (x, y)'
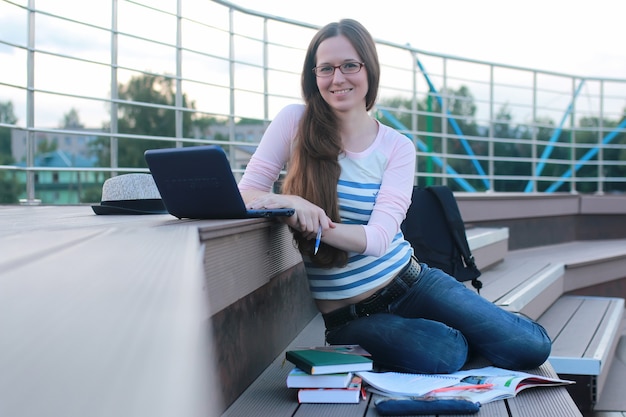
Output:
(356, 371), (461, 397)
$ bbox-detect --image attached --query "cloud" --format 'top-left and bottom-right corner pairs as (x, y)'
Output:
(0, 14), (27, 54)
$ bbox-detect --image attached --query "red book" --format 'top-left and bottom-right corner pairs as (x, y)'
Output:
(297, 376), (363, 404)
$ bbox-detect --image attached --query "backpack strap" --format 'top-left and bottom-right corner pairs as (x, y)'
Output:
(425, 186), (483, 292)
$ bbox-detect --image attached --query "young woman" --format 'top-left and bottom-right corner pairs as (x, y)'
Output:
(238, 19), (551, 374)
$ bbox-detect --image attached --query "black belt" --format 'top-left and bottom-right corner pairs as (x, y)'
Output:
(322, 256), (421, 330)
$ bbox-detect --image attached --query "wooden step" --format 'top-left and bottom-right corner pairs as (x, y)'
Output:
(474, 255), (564, 320)
(557, 240), (626, 293)
(466, 226), (509, 271)
(594, 333), (626, 414)
(539, 296), (624, 376)
(475, 239), (626, 320)
(537, 295), (625, 410)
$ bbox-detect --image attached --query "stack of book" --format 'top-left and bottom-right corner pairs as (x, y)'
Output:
(284, 345), (373, 404)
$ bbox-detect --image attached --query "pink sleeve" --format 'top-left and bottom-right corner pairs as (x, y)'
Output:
(238, 104), (304, 192)
(240, 107), (415, 258)
(362, 134), (416, 257)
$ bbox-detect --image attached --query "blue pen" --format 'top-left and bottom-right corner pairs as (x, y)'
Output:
(314, 225), (322, 255)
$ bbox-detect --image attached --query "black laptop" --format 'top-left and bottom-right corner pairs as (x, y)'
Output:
(144, 145), (294, 219)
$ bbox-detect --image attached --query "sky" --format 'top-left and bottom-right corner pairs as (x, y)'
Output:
(233, 0), (625, 79)
(0, 0), (624, 128)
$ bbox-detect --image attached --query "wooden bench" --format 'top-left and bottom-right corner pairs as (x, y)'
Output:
(221, 314), (583, 417)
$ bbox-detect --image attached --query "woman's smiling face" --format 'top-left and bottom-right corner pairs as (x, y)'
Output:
(314, 35), (368, 114)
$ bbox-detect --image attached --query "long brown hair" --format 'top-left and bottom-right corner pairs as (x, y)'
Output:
(282, 19), (380, 267)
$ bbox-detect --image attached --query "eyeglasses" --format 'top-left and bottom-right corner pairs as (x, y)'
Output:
(312, 62), (365, 77)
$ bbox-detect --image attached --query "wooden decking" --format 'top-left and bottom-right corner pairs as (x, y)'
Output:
(0, 205), (255, 417)
(222, 314), (583, 417)
(2, 201), (626, 417)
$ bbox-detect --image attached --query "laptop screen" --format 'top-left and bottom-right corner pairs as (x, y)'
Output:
(145, 145), (293, 219)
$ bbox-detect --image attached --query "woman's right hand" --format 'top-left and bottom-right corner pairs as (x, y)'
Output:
(246, 193), (334, 239)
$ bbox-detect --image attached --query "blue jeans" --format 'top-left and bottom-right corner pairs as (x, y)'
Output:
(325, 263), (552, 374)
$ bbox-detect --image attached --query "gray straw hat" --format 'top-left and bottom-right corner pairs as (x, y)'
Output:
(91, 173), (168, 215)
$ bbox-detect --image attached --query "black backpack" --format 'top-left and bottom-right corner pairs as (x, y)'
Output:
(401, 185), (483, 292)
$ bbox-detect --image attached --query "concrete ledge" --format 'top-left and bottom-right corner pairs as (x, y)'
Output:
(456, 193), (626, 249)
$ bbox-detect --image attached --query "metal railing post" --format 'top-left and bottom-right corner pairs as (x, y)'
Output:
(23, 0), (38, 204)
(488, 65), (495, 192)
(597, 80), (605, 195)
(570, 77), (577, 194)
(175, 0), (183, 148)
(110, 0), (119, 176)
(228, 7), (236, 165)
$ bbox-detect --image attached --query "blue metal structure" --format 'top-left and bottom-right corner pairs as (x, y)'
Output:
(525, 80), (586, 192)
(546, 117), (626, 192)
(415, 59), (490, 190)
(377, 109), (477, 192)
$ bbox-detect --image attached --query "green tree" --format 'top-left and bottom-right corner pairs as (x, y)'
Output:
(0, 101), (16, 161)
(493, 103), (516, 140)
(573, 112), (626, 193)
(96, 74), (195, 168)
(0, 101), (21, 203)
(442, 86), (480, 136)
(190, 113), (229, 141)
(378, 85), (484, 190)
(61, 107), (84, 129)
(533, 116), (573, 192)
(37, 137), (58, 154)
(492, 103), (532, 191)
(236, 117), (263, 125)
(613, 109), (626, 192)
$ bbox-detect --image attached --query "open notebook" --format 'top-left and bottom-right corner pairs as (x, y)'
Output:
(144, 145), (294, 219)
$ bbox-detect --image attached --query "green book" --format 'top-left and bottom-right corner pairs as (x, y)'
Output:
(285, 348), (373, 375)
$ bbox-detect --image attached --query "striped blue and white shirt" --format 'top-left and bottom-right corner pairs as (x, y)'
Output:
(239, 104), (416, 300)
(304, 144), (414, 300)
